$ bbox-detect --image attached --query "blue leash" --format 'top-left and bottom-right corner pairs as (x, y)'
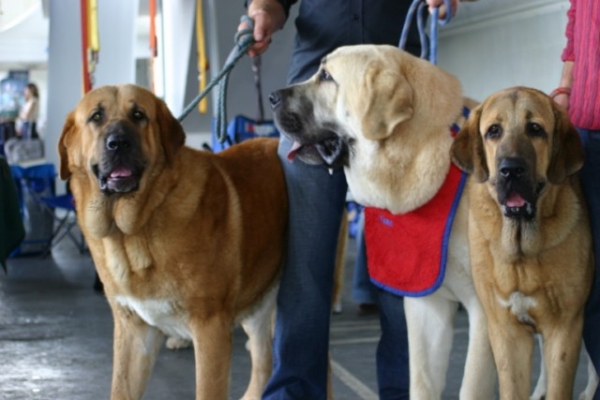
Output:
(178, 15), (255, 144)
(398, 0), (452, 65)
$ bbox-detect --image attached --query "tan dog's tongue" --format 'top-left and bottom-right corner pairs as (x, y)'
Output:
(110, 167), (132, 178)
(506, 192), (526, 207)
(287, 141), (302, 161)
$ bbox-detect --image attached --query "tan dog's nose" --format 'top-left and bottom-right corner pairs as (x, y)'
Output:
(499, 157), (527, 181)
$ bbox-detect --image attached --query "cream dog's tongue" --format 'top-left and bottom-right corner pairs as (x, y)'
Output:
(287, 141), (303, 161)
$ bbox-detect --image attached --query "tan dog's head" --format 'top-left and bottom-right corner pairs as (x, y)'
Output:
(451, 86), (584, 220)
(58, 85), (185, 195)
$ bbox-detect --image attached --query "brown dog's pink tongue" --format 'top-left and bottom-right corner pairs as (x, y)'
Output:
(506, 192), (526, 207)
(287, 141), (303, 161)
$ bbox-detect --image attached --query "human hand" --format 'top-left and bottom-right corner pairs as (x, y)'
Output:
(239, 0), (286, 58)
(426, 0), (459, 19)
(553, 93), (570, 111)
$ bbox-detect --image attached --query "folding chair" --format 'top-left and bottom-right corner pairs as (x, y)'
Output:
(10, 163), (56, 256)
(39, 191), (87, 257)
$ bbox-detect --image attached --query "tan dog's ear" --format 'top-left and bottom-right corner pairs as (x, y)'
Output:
(547, 102), (584, 184)
(451, 106), (489, 182)
(58, 111), (75, 180)
(358, 65), (414, 140)
(156, 99), (185, 165)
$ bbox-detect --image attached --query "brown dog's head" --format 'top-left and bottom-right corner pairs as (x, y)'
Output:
(451, 86), (584, 220)
(58, 85), (185, 195)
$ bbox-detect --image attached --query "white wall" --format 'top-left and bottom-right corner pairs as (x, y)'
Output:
(437, 0), (569, 103)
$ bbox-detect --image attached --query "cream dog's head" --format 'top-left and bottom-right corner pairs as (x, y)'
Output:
(271, 45), (464, 212)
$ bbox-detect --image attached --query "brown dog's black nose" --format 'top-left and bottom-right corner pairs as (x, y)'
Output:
(106, 133), (132, 152)
(269, 91), (282, 110)
(499, 158), (526, 180)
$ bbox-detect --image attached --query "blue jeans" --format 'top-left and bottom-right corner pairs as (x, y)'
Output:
(263, 136), (348, 400)
(578, 128), (600, 400)
(376, 290), (410, 400)
(263, 137), (410, 399)
(352, 211), (379, 305)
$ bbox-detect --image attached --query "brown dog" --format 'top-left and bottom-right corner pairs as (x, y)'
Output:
(58, 84), (287, 400)
(451, 86), (593, 399)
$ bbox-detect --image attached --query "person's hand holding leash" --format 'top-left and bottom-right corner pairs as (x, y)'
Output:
(426, 0), (459, 19)
(239, 0), (286, 57)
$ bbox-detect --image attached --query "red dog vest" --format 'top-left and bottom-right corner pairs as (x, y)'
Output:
(365, 164), (466, 297)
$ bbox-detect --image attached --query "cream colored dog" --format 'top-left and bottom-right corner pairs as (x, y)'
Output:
(270, 44), (495, 399)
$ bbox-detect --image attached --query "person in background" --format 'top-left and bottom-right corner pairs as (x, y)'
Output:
(18, 83), (40, 140)
(240, 1), (464, 399)
(552, 1), (600, 398)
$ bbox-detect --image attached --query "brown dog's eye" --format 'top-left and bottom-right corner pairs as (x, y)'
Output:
(89, 110), (103, 124)
(485, 124), (502, 140)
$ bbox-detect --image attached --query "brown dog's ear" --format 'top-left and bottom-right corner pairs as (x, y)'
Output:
(451, 106), (489, 182)
(358, 65), (414, 140)
(547, 102), (584, 184)
(156, 99), (185, 165)
(58, 112), (75, 180)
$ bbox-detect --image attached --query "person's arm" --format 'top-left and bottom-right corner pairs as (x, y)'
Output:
(239, 0), (287, 57)
(553, 61), (573, 110)
(552, 0), (576, 109)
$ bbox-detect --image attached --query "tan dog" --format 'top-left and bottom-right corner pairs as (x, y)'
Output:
(450, 87), (593, 399)
(58, 84), (287, 400)
(270, 44), (496, 399)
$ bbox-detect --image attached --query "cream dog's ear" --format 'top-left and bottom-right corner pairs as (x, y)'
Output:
(547, 100), (584, 184)
(451, 105), (489, 183)
(357, 64), (414, 141)
(58, 111), (76, 180)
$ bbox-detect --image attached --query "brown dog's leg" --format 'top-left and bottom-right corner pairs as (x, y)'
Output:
(110, 312), (164, 400)
(191, 314), (234, 399)
(543, 317), (584, 400)
(240, 288), (277, 400)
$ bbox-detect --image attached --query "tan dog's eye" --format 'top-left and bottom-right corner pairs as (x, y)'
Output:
(132, 110), (147, 122)
(319, 69), (334, 83)
(527, 122), (546, 138)
(485, 124), (502, 140)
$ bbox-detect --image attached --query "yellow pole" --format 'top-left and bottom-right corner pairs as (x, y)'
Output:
(196, 0), (208, 114)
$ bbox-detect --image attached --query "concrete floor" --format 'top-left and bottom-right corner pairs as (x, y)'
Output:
(0, 230), (594, 399)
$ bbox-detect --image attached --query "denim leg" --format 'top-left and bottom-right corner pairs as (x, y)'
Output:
(376, 289), (410, 400)
(352, 211), (378, 305)
(262, 136), (348, 400)
(578, 129), (600, 400)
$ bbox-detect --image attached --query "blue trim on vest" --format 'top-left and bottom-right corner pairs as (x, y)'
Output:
(369, 170), (468, 298)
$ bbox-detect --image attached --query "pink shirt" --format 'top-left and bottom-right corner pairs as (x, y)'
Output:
(561, 0), (600, 130)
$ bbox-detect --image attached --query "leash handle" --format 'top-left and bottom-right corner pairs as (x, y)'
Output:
(252, 56), (265, 124)
(178, 15), (255, 146)
(398, 0), (452, 65)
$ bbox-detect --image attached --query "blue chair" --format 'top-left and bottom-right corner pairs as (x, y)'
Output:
(10, 163), (86, 257)
(39, 191), (86, 257)
(10, 163), (56, 256)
